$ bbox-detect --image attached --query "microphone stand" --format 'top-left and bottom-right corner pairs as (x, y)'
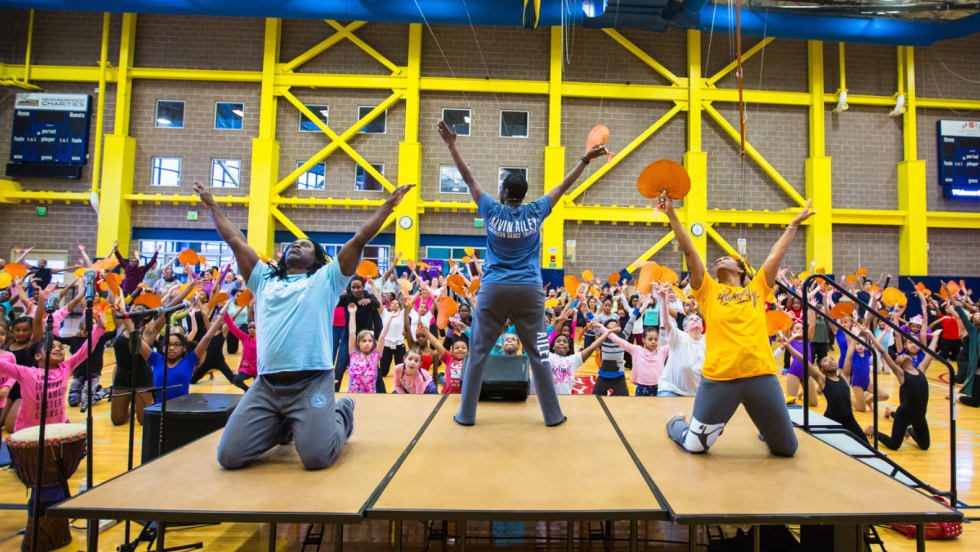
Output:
(29, 306), (56, 552)
(122, 315), (144, 547)
(83, 290), (97, 552)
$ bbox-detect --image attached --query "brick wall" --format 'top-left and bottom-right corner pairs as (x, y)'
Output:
(823, 42), (896, 97)
(131, 203), (248, 230)
(134, 14), (264, 72)
(0, 203), (98, 259)
(0, 10), (122, 66)
(706, 225), (806, 274)
(705, 34), (808, 93)
(421, 25), (550, 81)
(928, 228), (980, 276)
(562, 27), (686, 87)
(826, 105), (902, 211)
(419, 211), (485, 237)
(130, 80), (260, 196)
(563, 222), (681, 280)
(274, 206), (396, 236)
(831, 224), (900, 277)
(280, 20), (408, 75)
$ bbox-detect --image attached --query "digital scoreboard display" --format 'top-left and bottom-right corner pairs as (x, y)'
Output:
(9, 93), (91, 165)
(938, 120), (980, 199)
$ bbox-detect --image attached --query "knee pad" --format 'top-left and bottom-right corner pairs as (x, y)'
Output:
(682, 417), (726, 453)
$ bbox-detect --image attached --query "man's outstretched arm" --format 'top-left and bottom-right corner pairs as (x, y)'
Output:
(194, 181), (259, 283)
(336, 184), (416, 277)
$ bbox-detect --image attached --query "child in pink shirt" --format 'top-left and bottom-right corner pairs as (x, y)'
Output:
(223, 303), (256, 392)
(608, 312), (668, 397)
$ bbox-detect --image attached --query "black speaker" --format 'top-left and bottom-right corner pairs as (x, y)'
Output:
(141, 393), (242, 463)
(477, 355), (530, 402)
(6, 163), (82, 179)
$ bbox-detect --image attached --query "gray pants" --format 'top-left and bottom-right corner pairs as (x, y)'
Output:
(217, 369), (350, 470)
(455, 283), (564, 426)
(667, 374), (798, 457)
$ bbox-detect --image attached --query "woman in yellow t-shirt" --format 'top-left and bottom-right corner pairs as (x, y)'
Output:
(658, 191), (816, 457)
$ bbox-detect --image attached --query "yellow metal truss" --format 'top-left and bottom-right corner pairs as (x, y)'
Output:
(2, 17), (979, 276)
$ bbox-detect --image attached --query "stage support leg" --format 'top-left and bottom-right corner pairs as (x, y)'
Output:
(688, 525), (697, 552)
(459, 521), (466, 552)
(334, 524), (343, 552)
(268, 523), (276, 552)
(394, 521), (402, 552)
(87, 520), (99, 552)
(157, 522), (166, 552)
(629, 520), (637, 552)
(916, 524), (925, 552)
(752, 526), (759, 552)
(566, 520), (573, 552)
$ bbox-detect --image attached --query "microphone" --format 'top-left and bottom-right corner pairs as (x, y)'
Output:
(83, 269), (97, 302)
(45, 293), (60, 314)
(115, 300), (191, 320)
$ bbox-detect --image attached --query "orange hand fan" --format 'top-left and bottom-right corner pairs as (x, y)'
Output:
(845, 274), (858, 284)
(672, 285), (690, 303)
(829, 303), (855, 320)
(582, 270), (594, 283)
(236, 289), (254, 307)
(207, 292), (228, 311)
(104, 273), (122, 296)
(637, 263), (659, 294)
(178, 250), (200, 266)
(74, 267), (88, 278)
(608, 273), (620, 286)
(636, 159), (692, 218)
(464, 247), (475, 257)
(856, 268), (868, 277)
(766, 310), (793, 337)
(586, 125), (613, 162)
(397, 278), (413, 295)
(564, 275), (580, 293)
(815, 267), (826, 274)
(468, 278), (481, 294)
(660, 266), (678, 285)
(0, 273), (12, 288)
(436, 296), (458, 330)
(446, 274), (467, 295)
(545, 298), (559, 310)
(356, 260), (378, 278)
(406, 260), (417, 271)
(869, 285), (880, 292)
(947, 280), (961, 295)
(461, 256), (471, 264)
(134, 293), (163, 310)
(881, 288), (907, 308)
(2, 262), (27, 279)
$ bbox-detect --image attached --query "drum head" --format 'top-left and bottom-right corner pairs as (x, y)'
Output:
(8, 423), (86, 444)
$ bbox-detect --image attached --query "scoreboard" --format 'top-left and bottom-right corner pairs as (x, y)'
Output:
(9, 93), (91, 166)
(938, 120), (980, 200)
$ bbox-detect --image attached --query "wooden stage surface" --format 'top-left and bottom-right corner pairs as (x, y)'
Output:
(49, 394), (960, 527)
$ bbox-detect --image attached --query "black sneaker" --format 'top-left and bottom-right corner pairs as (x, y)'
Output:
(337, 396), (356, 442)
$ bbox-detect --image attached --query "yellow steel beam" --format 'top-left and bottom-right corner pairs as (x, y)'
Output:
(91, 12), (111, 194)
(325, 20), (401, 74)
(825, 93), (892, 107)
(708, 209), (799, 226)
(419, 200), (478, 211)
(280, 21), (367, 73)
(276, 197), (385, 208)
(700, 87), (811, 106)
(926, 212), (980, 229)
(274, 72), (404, 90)
(0, 179), (22, 204)
(23, 10), (33, 84)
(706, 225), (739, 257)
(918, 97), (980, 110)
(705, 37), (775, 86)
(4, 190), (90, 203)
(564, 203), (679, 224)
(248, 18), (282, 257)
(602, 29), (682, 86)
(280, 89), (395, 192)
(273, 91), (403, 195)
(129, 67), (261, 82)
(127, 193), (248, 205)
(394, 23), (423, 262)
(898, 45), (928, 276)
(806, 41), (833, 272)
(271, 206), (308, 240)
(625, 231), (676, 273)
(832, 209), (905, 225)
(420, 76), (549, 95)
(564, 104), (683, 203)
(685, 30), (707, 265)
(113, 13), (136, 136)
(703, 102), (807, 207)
(542, 26), (565, 270)
(561, 81), (687, 102)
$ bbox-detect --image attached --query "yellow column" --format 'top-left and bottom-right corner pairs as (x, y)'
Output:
(541, 26), (565, 270)
(96, 13), (136, 258)
(246, 18), (281, 256)
(683, 30), (707, 265)
(805, 41), (833, 272)
(897, 45), (928, 275)
(394, 24), (422, 262)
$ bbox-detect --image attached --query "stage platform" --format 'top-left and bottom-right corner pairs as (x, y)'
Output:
(49, 394), (961, 551)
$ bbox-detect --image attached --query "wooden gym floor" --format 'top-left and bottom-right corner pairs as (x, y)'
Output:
(1, 329), (977, 551)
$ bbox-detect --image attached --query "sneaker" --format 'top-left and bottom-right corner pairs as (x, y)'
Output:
(337, 396), (356, 442)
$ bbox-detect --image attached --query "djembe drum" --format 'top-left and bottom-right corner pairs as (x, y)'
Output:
(5, 423), (88, 552)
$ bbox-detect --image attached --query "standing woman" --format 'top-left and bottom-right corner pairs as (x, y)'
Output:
(662, 190), (815, 456)
(947, 289), (980, 407)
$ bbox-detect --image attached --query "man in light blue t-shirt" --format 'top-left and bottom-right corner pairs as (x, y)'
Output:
(437, 119), (607, 426)
(193, 181), (415, 471)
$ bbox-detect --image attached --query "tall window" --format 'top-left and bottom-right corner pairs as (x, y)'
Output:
(151, 157), (181, 187)
(299, 105), (329, 131)
(297, 162), (325, 190)
(215, 102), (244, 130)
(156, 100), (185, 128)
(500, 110), (529, 138)
(211, 159), (241, 188)
(355, 163), (385, 191)
(357, 106), (386, 134)
(439, 165), (466, 194)
(442, 108), (471, 136)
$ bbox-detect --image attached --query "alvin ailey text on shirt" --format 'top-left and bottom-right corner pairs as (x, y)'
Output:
(487, 215), (540, 239)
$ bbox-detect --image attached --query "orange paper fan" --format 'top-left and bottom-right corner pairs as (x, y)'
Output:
(464, 247), (475, 257)
(869, 285), (880, 292)
(356, 260), (378, 279)
(637, 263), (659, 294)
(397, 278), (413, 295)
(2, 262), (27, 279)
(766, 310), (794, 337)
(406, 260), (416, 271)
(446, 274), (467, 295)
(436, 296), (458, 330)
(104, 273), (122, 296)
(845, 274), (858, 284)
(882, 287), (906, 308)
(199, 256), (208, 266)
(947, 281), (961, 295)
(856, 268), (868, 277)
(815, 267), (826, 274)
(207, 292), (228, 311)
(461, 256), (471, 264)
(660, 266), (679, 285)
(608, 273), (620, 286)
(829, 303), (855, 320)
(74, 267), (88, 278)
(545, 298), (559, 310)
(236, 289), (254, 307)
(564, 275), (580, 293)
(133, 293), (163, 310)
(672, 285), (690, 303)
(582, 270), (594, 283)
(586, 125), (609, 152)
(878, 309), (890, 317)
(0, 273), (12, 289)
(178, 250), (200, 266)
(468, 278), (481, 294)
(636, 159), (691, 200)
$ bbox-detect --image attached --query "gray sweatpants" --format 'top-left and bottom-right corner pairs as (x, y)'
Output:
(667, 374), (798, 457)
(217, 369), (351, 470)
(455, 283), (565, 426)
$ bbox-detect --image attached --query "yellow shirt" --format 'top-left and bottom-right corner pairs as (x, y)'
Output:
(692, 268), (776, 381)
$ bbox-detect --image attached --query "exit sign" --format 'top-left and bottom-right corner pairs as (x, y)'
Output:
(187, 211), (198, 221)
(474, 218), (484, 228)
(36, 207), (46, 216)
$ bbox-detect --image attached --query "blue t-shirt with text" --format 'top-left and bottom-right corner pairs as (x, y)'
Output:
(478, 193), (551, 286)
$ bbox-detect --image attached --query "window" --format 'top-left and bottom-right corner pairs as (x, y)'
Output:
(151, 157), (181, 187)
(439, 165), (466, 194)
(355, 163), (385, 191)
(156, 100), (185, 128)
(299, 105), (329, 132)
(442, 108), (470, 136)
(498, 167), (528, 195)
(211, 159), (241, 188)
(297, 162), (325, 190)
(357, 106), (386, 134)
(500, 110), (529, 138)
(425, 247), (484, 270)
(19, 253), (68, 286)
(215, 102), (244, 130)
